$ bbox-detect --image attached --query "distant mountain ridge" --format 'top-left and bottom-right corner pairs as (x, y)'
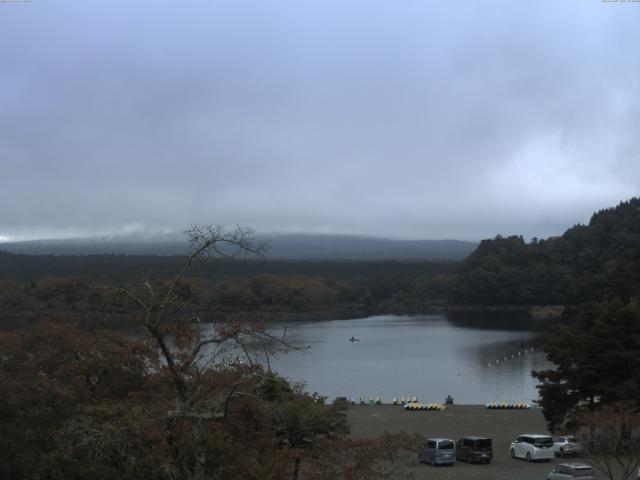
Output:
(259, 234), (476, 260)
(0, 233), (477, 261)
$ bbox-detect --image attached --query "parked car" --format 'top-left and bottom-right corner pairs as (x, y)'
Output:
(510, 434), (555, 462)
(418, 438), (456, 466)
(553, 435), (582, 457)
(547, 462), (595, 479)
(455, 436), (493, 464)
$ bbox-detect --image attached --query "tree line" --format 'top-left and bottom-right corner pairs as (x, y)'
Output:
(452, 198), (640, 305)
(0, 266), (455, 330)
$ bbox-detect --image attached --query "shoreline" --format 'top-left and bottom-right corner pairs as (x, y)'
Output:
(1, 302), (571, 331)
(247, 303), (570, 324)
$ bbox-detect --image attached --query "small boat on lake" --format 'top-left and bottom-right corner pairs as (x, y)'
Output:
(349, 336), (360, 342)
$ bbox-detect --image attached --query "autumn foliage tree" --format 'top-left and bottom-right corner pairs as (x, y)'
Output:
(0, 319), (158, 479)
(0, 225), (421, 480)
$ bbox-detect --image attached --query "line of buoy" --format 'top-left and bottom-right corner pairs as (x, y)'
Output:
(404, 402), (446, 411)
(485, 401), (531, 409)
(472, 346), (537, 371)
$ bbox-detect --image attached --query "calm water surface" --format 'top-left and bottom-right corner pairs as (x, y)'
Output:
(267, 314), (551, 404)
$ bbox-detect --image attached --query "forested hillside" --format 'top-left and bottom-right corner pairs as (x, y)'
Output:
(0, 252), (455, 282)
(0, 254), (456, 329)
(3, 197), (639, 324)
(452, 198), (640, 305)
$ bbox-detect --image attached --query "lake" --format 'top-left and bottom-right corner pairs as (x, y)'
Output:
(266, 314), (552, 405)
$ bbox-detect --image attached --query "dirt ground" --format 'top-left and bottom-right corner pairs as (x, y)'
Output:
(347, 405), (582, 480)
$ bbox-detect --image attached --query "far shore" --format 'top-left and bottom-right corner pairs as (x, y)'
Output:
(241, 303), (572, 323)
(0, 303), (571, 331)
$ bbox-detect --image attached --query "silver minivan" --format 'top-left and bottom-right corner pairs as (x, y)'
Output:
(418, 438), (456, 466)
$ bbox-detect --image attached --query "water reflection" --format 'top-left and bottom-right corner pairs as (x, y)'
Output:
(446, 309), (548, 331)
(267, 314), (552, 404)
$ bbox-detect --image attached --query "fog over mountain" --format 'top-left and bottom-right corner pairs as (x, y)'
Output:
(1, 234), (477, 261)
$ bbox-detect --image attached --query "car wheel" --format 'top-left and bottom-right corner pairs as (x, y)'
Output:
(559, 447), (565, 458)
(467, 453), (473, 464)
(526, 452), (532, 462)
(431, 457), (435, 467)
(510, 449), (516, 459)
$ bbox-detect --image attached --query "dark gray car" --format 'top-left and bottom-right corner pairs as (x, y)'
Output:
(456, 436), (493, 464)
(547, 463), (595, 479)
(418, 438), (456, 466)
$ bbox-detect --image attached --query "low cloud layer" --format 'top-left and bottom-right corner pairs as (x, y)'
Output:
(1, 1), (639, 241)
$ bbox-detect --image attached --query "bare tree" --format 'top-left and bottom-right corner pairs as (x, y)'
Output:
(104, 225), (306, 478)
(578, 406), (640, 480)
(111, 225), (294, 402)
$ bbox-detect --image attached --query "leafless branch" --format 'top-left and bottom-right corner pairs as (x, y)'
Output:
(578, 406), (640, 480)
(100, 225), (292, 413)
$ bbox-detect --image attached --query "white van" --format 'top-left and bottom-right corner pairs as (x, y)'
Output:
(509, 434), (554, 461)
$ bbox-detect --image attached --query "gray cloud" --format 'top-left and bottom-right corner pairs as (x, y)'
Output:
(1, 0), (639, 242)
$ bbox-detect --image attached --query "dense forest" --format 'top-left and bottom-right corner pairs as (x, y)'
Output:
(452, 197), (640, 306)
(0, 254), (455, 329)
(0, 251), (456, 283)
(2, 198), (640, 330)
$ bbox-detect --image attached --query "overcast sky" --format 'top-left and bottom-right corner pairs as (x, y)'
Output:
(1, 0), (639, 242)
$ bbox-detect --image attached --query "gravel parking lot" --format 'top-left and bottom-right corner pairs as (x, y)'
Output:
(347, 405), (579, 480)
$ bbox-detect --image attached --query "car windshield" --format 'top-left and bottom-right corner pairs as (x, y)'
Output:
(534, 437), (553, 447)
(476, 439), (492, 448)
(566, 437), (578, 443)
(438, 441), (454, 450)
